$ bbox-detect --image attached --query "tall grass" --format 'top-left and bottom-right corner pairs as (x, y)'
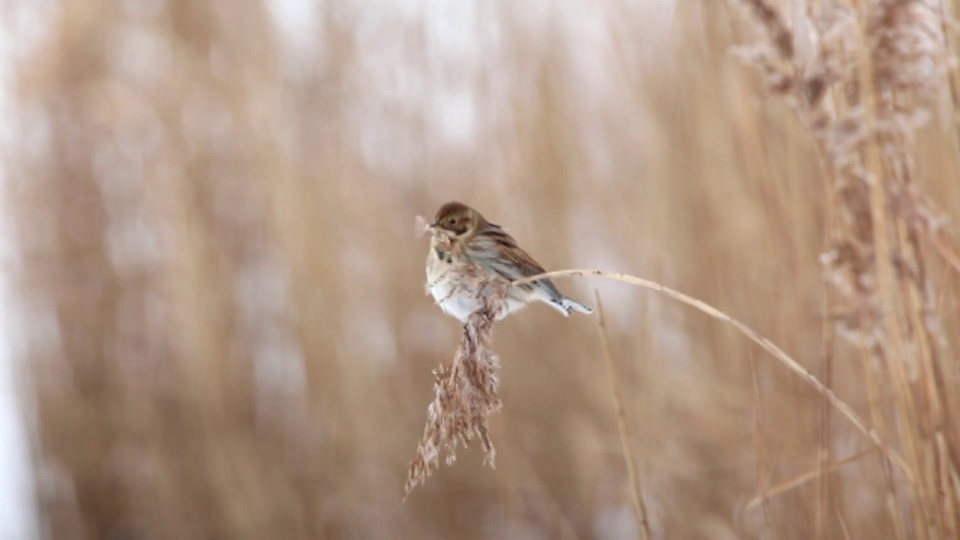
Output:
(5, 0), (960, 538)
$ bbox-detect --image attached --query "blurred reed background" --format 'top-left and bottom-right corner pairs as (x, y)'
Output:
(2, 0), (960, 538)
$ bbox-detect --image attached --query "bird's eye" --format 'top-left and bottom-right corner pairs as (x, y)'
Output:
(447, 218), (457, 226)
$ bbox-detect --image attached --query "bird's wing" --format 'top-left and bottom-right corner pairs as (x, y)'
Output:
(469, 225), (563, 299)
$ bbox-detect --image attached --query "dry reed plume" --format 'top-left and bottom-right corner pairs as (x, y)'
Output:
(405, 237), (508, 497)
(734, 0), (960, 536)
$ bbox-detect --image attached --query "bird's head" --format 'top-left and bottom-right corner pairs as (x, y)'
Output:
(430, 201), (483, 238)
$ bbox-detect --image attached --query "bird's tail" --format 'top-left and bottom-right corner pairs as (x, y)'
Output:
(549, 296), (593, 316)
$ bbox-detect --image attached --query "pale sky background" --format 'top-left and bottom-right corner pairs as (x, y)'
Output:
(0, 2), (44, 538)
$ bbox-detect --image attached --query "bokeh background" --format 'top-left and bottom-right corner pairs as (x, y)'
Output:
(2, 0), (959, 538)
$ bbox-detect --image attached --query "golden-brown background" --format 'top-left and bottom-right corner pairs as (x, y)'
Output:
(6, 0), (960, 538)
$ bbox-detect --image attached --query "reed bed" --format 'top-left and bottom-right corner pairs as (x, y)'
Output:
(4, 0), (960, 538)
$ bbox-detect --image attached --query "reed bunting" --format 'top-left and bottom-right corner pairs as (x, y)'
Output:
(425, 201), (592, 322)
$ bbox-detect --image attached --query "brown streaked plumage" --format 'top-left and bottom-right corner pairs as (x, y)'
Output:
(425, 201), (592, 322)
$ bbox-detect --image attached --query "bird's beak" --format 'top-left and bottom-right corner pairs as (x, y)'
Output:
(428, 220), (440, 229)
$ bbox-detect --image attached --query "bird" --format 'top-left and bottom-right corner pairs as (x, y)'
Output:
(425, 201), (592, 322)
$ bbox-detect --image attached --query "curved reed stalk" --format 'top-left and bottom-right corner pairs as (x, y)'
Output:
(513, 268), (913, 480)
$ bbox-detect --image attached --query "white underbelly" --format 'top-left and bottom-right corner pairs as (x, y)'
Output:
(426, 263), (527, 322)
(429, 279), (485, 322)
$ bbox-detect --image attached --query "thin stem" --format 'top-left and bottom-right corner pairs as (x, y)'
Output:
(593, 290), (650, 540)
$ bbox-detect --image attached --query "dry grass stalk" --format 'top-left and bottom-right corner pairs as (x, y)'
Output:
(744, 447), (878, 513)
(515, 268), (912, 475)
(734, 0), (949, 355)
(733, 0), (959, 535)
(748, 348), (773, 530)
(404, 260), (508, 499)
(593, 290), (651, 540)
